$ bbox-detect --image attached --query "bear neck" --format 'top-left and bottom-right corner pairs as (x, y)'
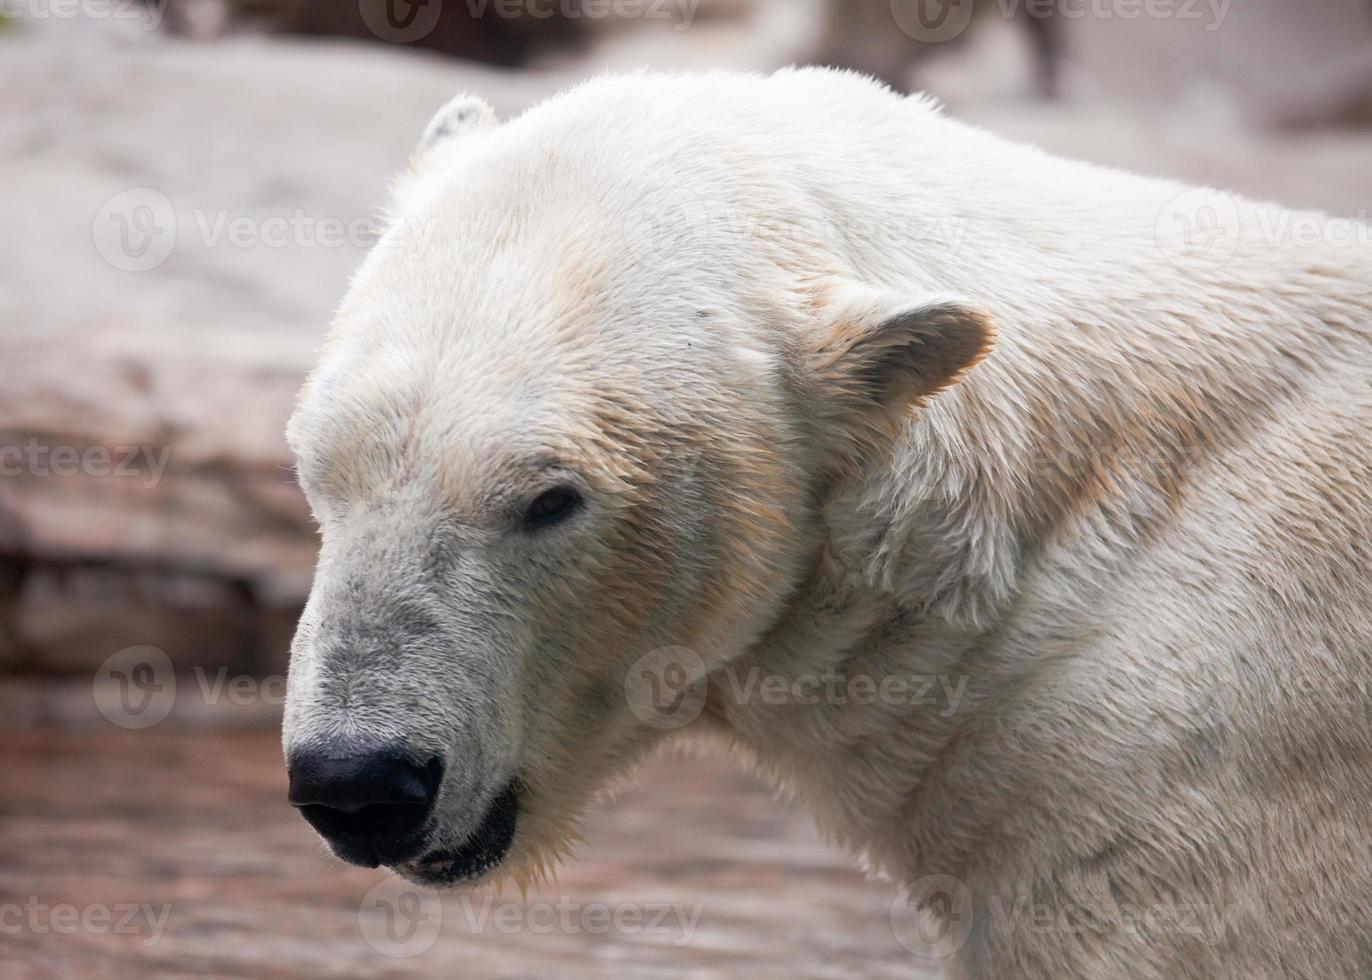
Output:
(781, 107), (1372, 633)
(702, 108), (1372, 880)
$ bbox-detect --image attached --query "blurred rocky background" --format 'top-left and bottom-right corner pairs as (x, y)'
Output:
(4, 0), (1372, 719)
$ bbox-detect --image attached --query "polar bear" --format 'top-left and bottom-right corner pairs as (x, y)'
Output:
(282, 69), (1372, 979)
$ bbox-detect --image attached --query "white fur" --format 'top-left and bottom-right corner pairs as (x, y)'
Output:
(285, 69), (1372, 978)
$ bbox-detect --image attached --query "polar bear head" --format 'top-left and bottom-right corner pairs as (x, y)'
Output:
(282, 75), (993, 888)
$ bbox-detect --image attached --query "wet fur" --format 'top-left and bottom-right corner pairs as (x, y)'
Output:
(286, 70), (1372, 978)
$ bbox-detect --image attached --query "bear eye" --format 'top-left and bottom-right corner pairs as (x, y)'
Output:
(523, 487), (583, 531)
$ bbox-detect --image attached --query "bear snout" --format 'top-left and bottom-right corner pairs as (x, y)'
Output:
(287, 738), (442, 867)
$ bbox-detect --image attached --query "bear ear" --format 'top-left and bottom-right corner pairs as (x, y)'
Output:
(385, 93), (500, 241)
(393, 93), (500, 205)
(796, 281), (995, 469)
(418, 93), (498, 154)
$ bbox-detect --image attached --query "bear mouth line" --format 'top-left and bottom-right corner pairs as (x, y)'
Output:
(400, 780), (520, 884)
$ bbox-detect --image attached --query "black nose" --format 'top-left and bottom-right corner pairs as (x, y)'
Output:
(287, 740), (441, 867)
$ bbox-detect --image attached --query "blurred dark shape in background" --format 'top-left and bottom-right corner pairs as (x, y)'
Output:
(149, 0), (1372, 125)
(155, 0), (588, 65)
(813, 0), (1060, 97)
(813, 0), (1372, 129)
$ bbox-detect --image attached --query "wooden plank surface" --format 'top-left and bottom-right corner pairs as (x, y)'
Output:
(0, 729), (943, 979)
